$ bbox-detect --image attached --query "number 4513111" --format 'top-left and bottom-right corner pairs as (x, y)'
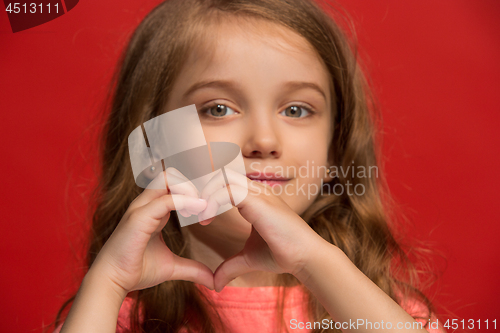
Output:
(443, 319), (496, 330)
(5, 3), (60, 14)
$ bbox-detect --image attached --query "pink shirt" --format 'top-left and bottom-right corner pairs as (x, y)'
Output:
(53, 284), (446, 332)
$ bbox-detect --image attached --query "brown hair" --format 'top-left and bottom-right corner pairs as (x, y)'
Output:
(52, 0), (446, 332)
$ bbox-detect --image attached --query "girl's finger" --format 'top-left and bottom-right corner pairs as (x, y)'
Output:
(199, 169), (227, 201)
(198, 182), (254, 224)
(131, 194), (207, 234)
(164, 167), (201, 216)
(130, 167), (200, 213)
(221, 168), (252, 206)
(198, 184), (240, 223)
(213, 251), (255, 292)
(199, 168), (249, 201)
(164, 167), (199, 197)
(128, 167), (176, 210)
(169, 254), (215, 290)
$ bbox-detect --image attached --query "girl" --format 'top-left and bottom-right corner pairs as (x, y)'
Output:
(53, 0), (446, 332)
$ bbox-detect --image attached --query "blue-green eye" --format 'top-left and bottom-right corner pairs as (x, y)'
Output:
(203, 104), (236, 117)
(281, 105), (312, 118)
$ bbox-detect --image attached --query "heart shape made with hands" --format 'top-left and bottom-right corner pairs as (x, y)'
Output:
(157, 167), (284, 292)
(127, 105), (306, 291)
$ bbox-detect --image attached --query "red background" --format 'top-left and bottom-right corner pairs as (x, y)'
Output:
(1, 1), (499, 332)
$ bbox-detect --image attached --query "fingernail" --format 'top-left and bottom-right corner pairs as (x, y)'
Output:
(179, 210), (191, 217)
(198, 198), (207, 202)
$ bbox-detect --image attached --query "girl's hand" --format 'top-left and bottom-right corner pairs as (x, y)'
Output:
(90, 168), (215, 296)
(197, 168), (327, 292)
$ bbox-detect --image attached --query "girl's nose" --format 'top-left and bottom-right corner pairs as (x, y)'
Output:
(241, 114), (282, 159)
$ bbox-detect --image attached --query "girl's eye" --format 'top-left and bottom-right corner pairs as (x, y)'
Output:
(281, 105), (312, 118)
(200, 104), (313, 119)
(202, 104), (236, 117)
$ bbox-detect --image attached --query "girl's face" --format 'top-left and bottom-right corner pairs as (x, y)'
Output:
(165, 17), (333, 240)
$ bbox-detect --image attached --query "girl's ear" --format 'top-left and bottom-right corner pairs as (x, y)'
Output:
(322, 153), (336, 183)
(322, 164), (335, 184)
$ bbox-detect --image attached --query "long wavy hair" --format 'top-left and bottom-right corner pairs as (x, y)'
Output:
(52, 0), (444, 332)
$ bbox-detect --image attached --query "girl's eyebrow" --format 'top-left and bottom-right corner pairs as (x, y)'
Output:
(182, 79), (327, 102)
(183, 80), (242, 99)
(281, 81), (327, 102)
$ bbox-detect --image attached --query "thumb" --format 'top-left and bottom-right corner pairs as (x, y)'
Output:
(213, 252), (255, 292)
(169, 255), (215, 290)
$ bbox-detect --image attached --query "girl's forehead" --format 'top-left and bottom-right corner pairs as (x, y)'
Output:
(192, 16), (320, 65)
(175, 16), (331, 99)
